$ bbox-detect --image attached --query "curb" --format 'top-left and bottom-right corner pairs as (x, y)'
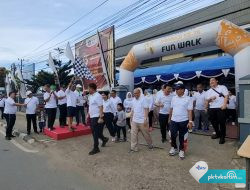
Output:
(0, 121), (36, 144)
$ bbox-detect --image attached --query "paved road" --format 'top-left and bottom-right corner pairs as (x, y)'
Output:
(0, 135), (104, 190)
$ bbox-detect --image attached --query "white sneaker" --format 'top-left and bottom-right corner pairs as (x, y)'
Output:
(169, 147), (178, 156)
(179, 150), (185, 159)
(112, 137), (116, 142)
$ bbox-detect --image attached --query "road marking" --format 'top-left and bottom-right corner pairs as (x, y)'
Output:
(0, 129), (38, 153)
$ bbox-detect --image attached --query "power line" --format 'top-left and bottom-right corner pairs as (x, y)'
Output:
(22, 0), (110, 59)
(23, 0), (154, 60)
(33, 4), (250, 73)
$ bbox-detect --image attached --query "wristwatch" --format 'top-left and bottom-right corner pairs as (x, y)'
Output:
(188, 121), (193, 123)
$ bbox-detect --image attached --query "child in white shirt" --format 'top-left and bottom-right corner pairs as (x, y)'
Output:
(116, 103), (126, 142)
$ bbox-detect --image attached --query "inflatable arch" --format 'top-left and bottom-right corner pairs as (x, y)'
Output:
(119, 20), (250, 92)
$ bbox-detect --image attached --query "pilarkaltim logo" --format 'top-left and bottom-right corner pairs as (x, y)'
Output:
(189, 161), (246, 186)
(196, 165), (206, 170)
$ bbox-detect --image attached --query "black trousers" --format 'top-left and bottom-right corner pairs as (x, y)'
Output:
(148, 110), (153, 127)
(104, 112), (115, 137)
(226, 109), (237, 122)
(45, 108), (57, 129)
(170, 120), (188, 150)
(208, 108), (226, 138)
(5, 114), (16, 137)
(0, 107), (4, 119)
(76, 106), (85, 125)
(159, 113), (169, 140)
(58, 104), (67, 126)
(26, 114), (37, 133)
(126, 118), (131, 129)
(90, 117), (106, 149)
(117, 126), (126, 139)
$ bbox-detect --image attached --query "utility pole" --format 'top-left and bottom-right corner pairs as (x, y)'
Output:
(18, 58), (25, 74)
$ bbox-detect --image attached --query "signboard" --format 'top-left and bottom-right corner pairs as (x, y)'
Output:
(75, 26), (115, 90)
(22, 63), (35, 80)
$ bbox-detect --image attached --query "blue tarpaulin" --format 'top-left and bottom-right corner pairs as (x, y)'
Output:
(117, 56), (234, 84)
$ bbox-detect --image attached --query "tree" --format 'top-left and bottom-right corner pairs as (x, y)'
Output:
(0, 67), (6, 87)
(25, 59), (73, 92)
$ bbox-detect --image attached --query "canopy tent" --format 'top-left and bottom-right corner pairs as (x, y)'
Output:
(117, 56), (234, 85)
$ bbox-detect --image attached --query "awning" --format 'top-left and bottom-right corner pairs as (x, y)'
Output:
(117, 56), (234, 85)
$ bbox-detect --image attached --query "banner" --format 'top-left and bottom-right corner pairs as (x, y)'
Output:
(75, 26), (115, 90)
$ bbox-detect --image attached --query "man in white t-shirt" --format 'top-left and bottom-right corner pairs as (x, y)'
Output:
(193, 84), (209, 131)
(43, 84), (58, 131)
(0, 94), (6, 119)
(56, 86), (67, 127)
(88, 83), (109, 155)
(130, 88), (153, 152)
(24, 91), (39, 135)
(65, 78), (78, 131)
(227, 90), (237, 125)
(205, 78), (229, 144)
(155, 84), (173, 143)
(75, 84), (86, 126)
(4, 91), (26, 140)
(168, 83), (193, 159)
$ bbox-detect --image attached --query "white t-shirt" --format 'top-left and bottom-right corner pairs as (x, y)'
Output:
(158, 93), (173, 114)
(74, 91), (86, 106)
(25, 97), (39, 114)
(110, 96), (122, 113)
(145, 95), (154, 111)
(206, 85), (229, 108)
(44, 92), (57, 109)
(193, 91), (206, 110)
(170, 95), (193, 122)
(124, 98), (133, 112)
(65, 88), (78, 107)
(132, 96), (149, 124)
(156, 90), (164, 102)
(56, 90), (67, 105)
(89, 92), (103, 118)
(4, 97), (17, 114)
(227, 95), (236, 109)
(0, 97), (6, 107)
(103, 99), (116, 114)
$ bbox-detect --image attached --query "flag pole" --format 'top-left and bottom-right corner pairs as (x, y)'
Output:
(97, 30), (111, 91)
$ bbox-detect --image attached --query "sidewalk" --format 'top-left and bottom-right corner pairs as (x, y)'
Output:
(8, 114), (246, 190)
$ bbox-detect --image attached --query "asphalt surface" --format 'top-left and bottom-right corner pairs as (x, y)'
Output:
(0, 134), (105, 190)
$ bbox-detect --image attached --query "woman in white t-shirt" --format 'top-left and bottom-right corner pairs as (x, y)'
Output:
(123, 92), (133, 132)
(102, 91), (116, 141)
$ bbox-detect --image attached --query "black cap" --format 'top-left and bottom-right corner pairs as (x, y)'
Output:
(175, 82), (185, 90)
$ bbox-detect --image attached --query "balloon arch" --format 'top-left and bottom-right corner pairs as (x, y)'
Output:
(119, 20), (250, 92)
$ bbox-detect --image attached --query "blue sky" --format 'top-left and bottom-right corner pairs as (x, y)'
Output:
(0, 0), (223, 71)
(0, 0), (135, 68)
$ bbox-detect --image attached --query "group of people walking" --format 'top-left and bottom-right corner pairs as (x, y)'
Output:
(0, 77), (235, 160)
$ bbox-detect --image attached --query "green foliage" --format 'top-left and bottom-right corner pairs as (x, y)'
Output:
(0, 67), (6, 87)
(25, 59), (73, 92)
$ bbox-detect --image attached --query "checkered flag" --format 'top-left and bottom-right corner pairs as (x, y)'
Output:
(74, 57), (96, 80)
